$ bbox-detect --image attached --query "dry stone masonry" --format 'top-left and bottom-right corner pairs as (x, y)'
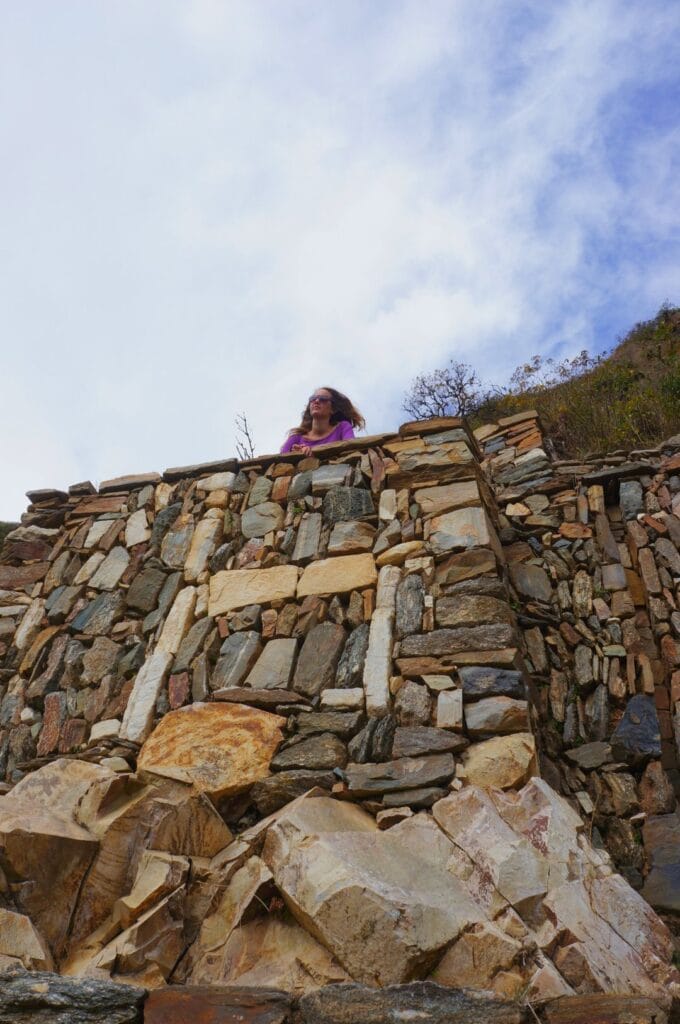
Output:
(1, 414), (680, 1023)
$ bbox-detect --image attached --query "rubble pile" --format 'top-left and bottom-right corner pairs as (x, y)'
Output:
(0, 413), (679, 1021)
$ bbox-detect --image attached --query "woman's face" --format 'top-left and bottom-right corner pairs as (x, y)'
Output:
(308, 388), (333, 417)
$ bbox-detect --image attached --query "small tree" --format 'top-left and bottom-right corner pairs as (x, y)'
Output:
(402, 360), (482, 420)
(234, 412), (256, 460)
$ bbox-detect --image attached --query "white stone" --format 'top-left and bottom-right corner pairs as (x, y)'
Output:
(320, 688), (365, 710)
(84, 519), (113, 549)
(154, 482), (174, 510)
(184, 518), (223, 583)
(89, 719), (122, 743)
(379, 489), (397, 522)
(89, 546), (130, 591)
(363, 607), (393, 718)
(120, 650), (174, 743)
(125, 509), (151, 547)
(196, 471), (236, 492)
(157, 587), (197, 655)
(437, 689), (464, 730)
(375, 564), (401, 610)
(13, 599), (45, 651)
(73, 552), (106, 585)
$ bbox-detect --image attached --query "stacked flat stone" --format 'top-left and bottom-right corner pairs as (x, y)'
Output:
(474, 413), (680, 915)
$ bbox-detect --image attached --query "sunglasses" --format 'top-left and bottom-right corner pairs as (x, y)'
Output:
(309, 394), (332, 404)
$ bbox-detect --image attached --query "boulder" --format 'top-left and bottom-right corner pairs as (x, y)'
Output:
(137, 703), (285, 799)
(262, 797), (482, 985)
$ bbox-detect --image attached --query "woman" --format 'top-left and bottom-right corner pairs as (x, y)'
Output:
(280, 387), (365, 455)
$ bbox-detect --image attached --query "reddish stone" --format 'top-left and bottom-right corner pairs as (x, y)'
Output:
(217, 616), (230, 639)
(2, 539), (53, 561)
(661, 634), (680, 667)
(271, 476), (291, 502)
(58, 718), (88, 753)
(103, 678), (134, 719)
(71, 494), (126, 516)
(168, 672), (190, 709)
(658, 708), (673, 741)
(639, 760), (676, 815)
(662, 451), (680, 472)
(559, 522), (592, 540)
(100, 519), (124, 552)
(144, 986), (291, 1024)
(121, 544), (147, 585)
(0, 563), (49, 590)
(83, 676), (114, 723)
(641, 515), (667, 535)
(654, 686), (670, 711)
(36, 692), (67, 756)
(261, 608), (278, 639)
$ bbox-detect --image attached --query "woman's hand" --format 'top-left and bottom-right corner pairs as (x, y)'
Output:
(291, 443), (313, 456)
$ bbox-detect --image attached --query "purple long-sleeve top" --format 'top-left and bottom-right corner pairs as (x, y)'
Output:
(280, 420), (355, 453)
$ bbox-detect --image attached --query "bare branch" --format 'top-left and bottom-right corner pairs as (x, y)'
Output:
(235, 412), (256, 460)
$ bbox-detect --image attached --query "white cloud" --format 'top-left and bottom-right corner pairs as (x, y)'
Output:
(0, 0), (678, 518)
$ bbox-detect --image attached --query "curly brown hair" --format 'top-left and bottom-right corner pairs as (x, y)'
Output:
(288, 387), (365, 437)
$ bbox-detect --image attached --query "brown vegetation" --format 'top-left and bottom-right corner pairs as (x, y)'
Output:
(404, 305), (680, 456)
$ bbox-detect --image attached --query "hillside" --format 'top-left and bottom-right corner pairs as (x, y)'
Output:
(474, 304), (680, 456)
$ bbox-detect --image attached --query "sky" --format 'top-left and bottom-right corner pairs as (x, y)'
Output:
(1, 0), (679, 520)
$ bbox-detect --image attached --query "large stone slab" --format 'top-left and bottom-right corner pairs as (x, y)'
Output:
(293, 623), (346, 698)
(145, 985), (292, 1024)
(0, 762), (104, 959)
(399, 624), (516, 656)
(297, 555), (377, 598)
(297, 982), (522, 1024)
(263, 797), (482, 986)
(246, 639), (298, 690)
(0, 969), (147, 1024)
(541, 995), (668, 1024)
(414, 480), (481, 518)
(213, 631), (263, 689)
(343, 754), (456, 797)
(138, 703), (285, 799)
(429, 507), (500, 558)
(209, 566), (298, 616)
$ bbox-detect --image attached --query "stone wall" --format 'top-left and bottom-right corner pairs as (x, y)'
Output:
(476, 412), (680, 921)
(2, 415), (680, 1016)
(0, 419), (535, 807)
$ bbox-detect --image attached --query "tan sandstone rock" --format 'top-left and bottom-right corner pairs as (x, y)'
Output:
(297, 554), (377, 597)
(137, 702), (285, 800)
(209, 566), (298, 616)
(461, 732), (537, 789)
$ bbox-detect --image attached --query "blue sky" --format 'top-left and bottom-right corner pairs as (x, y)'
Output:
(1, 0), (678, 519)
